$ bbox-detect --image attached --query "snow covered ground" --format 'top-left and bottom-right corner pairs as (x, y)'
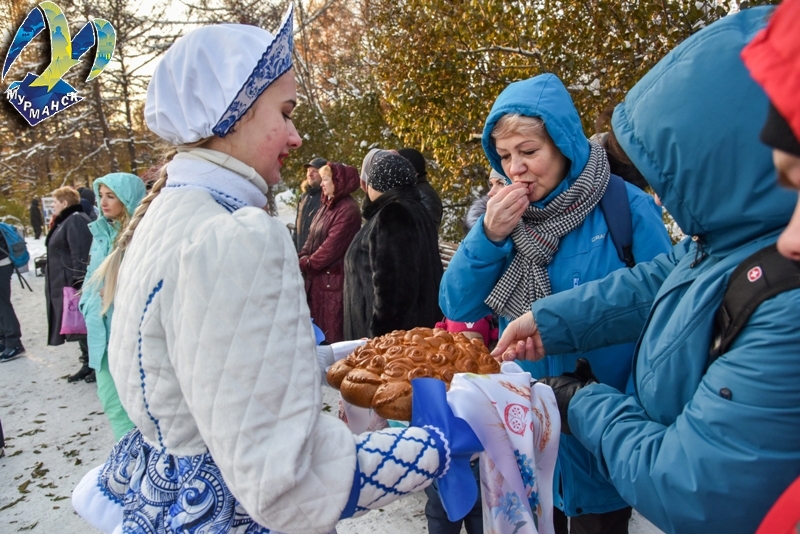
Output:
(0, 236), (663, 533)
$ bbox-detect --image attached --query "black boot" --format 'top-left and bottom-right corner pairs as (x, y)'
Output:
(84, 369), (96, 383)
(68, 363), (92, 382)
(69, 340), (92, 382)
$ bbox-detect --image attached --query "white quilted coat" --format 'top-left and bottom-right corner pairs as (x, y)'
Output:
(108, 186), (357, 534)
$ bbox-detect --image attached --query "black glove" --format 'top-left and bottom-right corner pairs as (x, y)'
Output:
(538, 358), (598, 435)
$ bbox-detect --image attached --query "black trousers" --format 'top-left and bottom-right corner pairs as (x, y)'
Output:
(0, 416), (4, 449)
(553, 506), (632, 534)
(425, 459), (483, 534)
(78, 338), (89, 362)
(0, 263), (22, 348)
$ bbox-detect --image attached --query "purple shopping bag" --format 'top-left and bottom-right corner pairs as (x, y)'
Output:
(60, 286), (87, 335)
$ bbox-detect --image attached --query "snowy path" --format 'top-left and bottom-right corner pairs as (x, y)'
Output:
(0, 237), (662, 533)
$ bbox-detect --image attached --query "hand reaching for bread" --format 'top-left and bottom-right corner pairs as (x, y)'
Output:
(491, 311), (545, 362)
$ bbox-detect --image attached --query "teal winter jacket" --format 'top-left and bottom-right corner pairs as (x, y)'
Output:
(533, 8), (800, 534)
(439, 74), (672, 515)
(80, 173), (146, 370)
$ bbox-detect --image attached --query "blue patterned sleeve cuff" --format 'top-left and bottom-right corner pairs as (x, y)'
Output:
(351, 427), (441, 513)
(422, 425), (451, 478)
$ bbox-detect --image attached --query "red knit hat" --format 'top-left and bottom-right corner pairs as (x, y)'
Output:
(741, 0), (800, 144)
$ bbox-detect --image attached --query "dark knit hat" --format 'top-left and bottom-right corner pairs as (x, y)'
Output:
(761, 103), (800, 157)
(304, 157), (327, 169)
(368, 154), (418, 192)
(78, 186), (95, 205)
(398, 148), (427, 177)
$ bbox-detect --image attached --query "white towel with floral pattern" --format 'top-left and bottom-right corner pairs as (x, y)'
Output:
(447, 362), (560, 534)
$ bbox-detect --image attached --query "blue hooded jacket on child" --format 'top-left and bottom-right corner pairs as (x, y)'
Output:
(439, 74), (672, 515)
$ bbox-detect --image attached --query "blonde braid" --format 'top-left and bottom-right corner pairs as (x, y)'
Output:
(93, 161), (170, 313)
(90, 138), (212, 313)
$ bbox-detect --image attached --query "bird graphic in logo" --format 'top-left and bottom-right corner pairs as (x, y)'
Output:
(3, 1), (116, 125)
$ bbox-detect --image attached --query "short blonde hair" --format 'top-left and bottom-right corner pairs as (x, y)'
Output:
(52, 186), (80, 206)
(491, 113), (547, 143)
(319, 165), (333, 179)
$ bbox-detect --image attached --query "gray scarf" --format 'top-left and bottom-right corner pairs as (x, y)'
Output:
(485, 142), (610, 320)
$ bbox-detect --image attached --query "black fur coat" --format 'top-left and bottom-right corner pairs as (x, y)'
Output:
(343, 186), (442, 340)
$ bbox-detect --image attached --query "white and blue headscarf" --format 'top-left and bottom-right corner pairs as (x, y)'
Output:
(144, 5), (294, 145)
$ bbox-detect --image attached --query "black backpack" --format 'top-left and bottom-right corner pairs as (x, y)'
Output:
(709, 244), (800, 364)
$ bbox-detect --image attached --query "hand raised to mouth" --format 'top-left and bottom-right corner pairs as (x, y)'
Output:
(483, 182), (530, 242)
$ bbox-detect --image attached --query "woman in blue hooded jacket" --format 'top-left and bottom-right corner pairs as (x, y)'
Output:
(491, 7), (800, 534)
(80, 172), (146, 440)
(439, 74), (671, 530)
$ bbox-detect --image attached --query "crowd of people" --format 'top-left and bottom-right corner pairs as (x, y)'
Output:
(293, 146), (446, 349)
(0, 2), (797, 534)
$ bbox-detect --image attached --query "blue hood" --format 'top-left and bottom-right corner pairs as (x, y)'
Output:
(611, 6), (797, 255)
(482, 74), (591, 187)
(93, 172), (146, 219)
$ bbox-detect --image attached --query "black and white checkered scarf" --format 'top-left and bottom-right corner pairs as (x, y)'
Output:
(485, 142), (610, 320)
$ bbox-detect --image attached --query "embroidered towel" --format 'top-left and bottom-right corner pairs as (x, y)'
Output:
(447, 361), (560, 534)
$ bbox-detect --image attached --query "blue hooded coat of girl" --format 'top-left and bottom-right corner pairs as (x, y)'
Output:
(524, 7), (800, 533)
(439, 75), (672, 515)
(80, 172), (146, 440)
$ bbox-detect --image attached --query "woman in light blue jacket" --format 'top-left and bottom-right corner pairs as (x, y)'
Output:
(439, 74), (671, 529)
(80, 173), (146, 440)
(492, 7), (800, 534)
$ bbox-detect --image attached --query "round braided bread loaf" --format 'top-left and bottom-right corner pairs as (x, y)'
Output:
(327, 327), (500, 420)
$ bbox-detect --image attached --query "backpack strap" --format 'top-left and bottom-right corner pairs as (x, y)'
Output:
(709, 244), (800, 365)
(599, 174), (635, 268)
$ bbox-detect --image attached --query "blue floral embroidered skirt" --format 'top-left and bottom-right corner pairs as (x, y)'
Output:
(73, 429), (273, 534)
